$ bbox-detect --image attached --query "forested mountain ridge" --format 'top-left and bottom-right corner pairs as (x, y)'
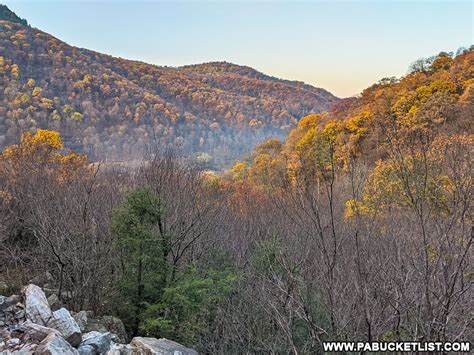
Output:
(178, 61), (334, 95)
(1, 48), (472, 352)
(1, 5), (473, 353)
(228, 47), (474, 187)
(0, 11), (338, 167)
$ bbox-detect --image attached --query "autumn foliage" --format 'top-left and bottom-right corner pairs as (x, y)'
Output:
(0, 129), (88, 185)
(228, 48), (474, 193)
(0, 7), (472, 351)
(0, 20), (337, 167)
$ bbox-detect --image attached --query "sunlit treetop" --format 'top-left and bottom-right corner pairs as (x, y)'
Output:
(1, 129), (88, 183)
(23, 129), (64, 149)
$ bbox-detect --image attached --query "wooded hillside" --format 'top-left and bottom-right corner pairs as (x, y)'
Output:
(0, 18), (337, 167)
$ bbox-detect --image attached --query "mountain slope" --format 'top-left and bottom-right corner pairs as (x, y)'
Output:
(0, 9), (338, 167)
(178, 61), (333, 96)
(226, 48), (474, 187)
(0, 4), (27, 26)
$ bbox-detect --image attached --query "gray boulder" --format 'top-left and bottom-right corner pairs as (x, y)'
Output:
(106, 342), (134, 355)
(23, 284), (52, 326)
(78, 344), (96, 354)
(99, 316), (128, 344)
(35, 332), (79, 355)
(72, 310), (94, 333)
(130, 337), (198, 355)
(47, 308), (82, 347)
(1, 295), (25, 326)
(78, 331), (112, 354)
(47, 293), (63, 311)
(18, 320), (60, 343)
(6, 338), (21, 347)
(20, 343), (39, 353)
(72, 311), (128, 344)
(0, 294), (21, 311)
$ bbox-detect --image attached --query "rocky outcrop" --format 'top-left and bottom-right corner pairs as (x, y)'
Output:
(35, 332), (79, 355)
(73, 311), (91, 333)
(130, 337), (198, 355)
(46, 308), (82, 346)
(17, 321), (60, 342)
(72, 311), (127, 344)
(78, 331), (112, 354)
(23, 284), (52, 326)
(0, 295), (21, 312)
(0, 285), (198, 354)
(107, 338), (198, 355)
(0, 295), (24, 326)
(47, 294), (62, 311)
(99, 316), (127, 344)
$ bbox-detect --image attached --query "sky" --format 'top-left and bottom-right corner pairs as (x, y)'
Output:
(2, 0), (473, 97)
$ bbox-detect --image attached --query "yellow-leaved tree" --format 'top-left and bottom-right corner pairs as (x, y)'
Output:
(345, 134), (473, 219)
(0, 129), (88, 187)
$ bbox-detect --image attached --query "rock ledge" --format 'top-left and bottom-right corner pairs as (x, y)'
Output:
(0, 284), (197, 354)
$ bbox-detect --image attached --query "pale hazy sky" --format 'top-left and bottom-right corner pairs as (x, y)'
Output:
(3, 0), (473, 97)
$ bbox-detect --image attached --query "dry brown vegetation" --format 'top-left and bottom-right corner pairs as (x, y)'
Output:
(0, 48), (472, 353)
(0, 6), (472, 352)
